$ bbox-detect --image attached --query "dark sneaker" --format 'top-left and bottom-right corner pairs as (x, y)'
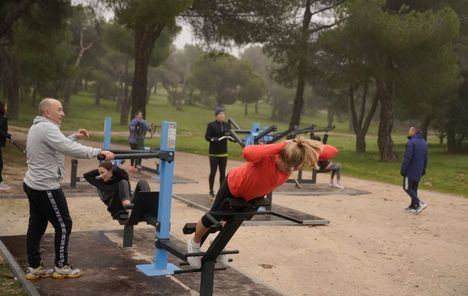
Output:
(413, 201), (428, 215)
(209, 191), (215, 198)
(52, 265), (81, 279)
(25, 263), (54, 280)
(404, 205), (416, 213)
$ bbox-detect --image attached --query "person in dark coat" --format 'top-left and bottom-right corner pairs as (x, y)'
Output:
(128, 111), (152, 171)
(0, 100), (11, 190)
(400, 126), (428, 215)
(205, 107), (231, 197)
(84, 161), (150, 218)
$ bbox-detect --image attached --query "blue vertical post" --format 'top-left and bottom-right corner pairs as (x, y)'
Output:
(103, 117), (112, 150)
(137, 121), (179, 276)
(103, 116), (121, 165)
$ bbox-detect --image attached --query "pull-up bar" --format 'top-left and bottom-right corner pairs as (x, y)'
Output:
(97, 152), (174, 162)
(97, 150), (175, 162)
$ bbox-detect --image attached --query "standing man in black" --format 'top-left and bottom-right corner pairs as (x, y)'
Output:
(205, 107), (230, 197)
(401, 126), (428, 215)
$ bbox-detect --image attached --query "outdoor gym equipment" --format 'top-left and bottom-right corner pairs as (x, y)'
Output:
(70, 117), (161, 188)
(120, 120), (304, 296)
(227, 117), (335, 148)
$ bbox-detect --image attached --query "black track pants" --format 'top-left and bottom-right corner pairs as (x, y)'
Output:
(24, 183), (73, 268)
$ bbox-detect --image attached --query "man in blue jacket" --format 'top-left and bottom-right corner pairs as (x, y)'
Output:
(400, 127), (428, 215)
(128, 111), (152, 171)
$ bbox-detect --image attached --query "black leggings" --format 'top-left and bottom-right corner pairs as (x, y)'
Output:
(209, 156), (227, 192)
(118, 179), (150, 201)
(201, 178), (235, 228)
(129, 143), (141, 166)
(24, 183), (72, 268)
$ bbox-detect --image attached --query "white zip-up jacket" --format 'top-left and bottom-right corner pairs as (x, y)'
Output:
(24, 116), (101, 190)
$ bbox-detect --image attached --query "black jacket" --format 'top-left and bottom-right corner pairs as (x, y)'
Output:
(84, 167), (131, 218)
(205, 120), (230, 155)
(0, 115), (9, 147)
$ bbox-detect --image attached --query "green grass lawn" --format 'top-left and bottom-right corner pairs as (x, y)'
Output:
(0, 261), (26, 296)
(9, 91), (468, 198)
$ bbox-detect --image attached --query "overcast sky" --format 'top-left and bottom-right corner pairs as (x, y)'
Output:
(71, 0), (243, 55)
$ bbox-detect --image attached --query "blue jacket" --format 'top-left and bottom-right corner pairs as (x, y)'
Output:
(400, 132), (428, 182)
(128, 118), (151, 144)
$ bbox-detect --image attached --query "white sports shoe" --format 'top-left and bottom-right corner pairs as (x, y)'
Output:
(334, 184), (345, 189)
(210, 237), (229, 268)
(25, 263), (54, 280)
(187, 238), (202, 269)
(413, 201), (428, 215)
(0, 182), (10, 190)
(52, 264), (81, 279)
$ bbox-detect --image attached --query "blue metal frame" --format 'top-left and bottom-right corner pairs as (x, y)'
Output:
(103, 116), (122, 165)
(103, 116), (112, 150)
(137, 121), (180, 276)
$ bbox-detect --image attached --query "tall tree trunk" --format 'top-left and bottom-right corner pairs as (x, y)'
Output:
(349, 79), (378, 153)
(289, 0), (312, 129)
(95, 84), (101, 106)
(0, 33), (19, 119)
(348, 107), (354, 132)
(420, 114), (432, 140)
(376, 65), (397, 161)
(356, 131), (366, 153)
(244, 101), (248, 116)
(446, 126), (457, 153)
(130, 24), (166, 117)
(64, 30), (94, 108)
(31, 85), (37, 107)
(120, 96), (131, 126)
(327, 104), (335, 127)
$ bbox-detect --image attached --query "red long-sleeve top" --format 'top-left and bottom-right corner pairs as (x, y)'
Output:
(227, 141), (290, 201)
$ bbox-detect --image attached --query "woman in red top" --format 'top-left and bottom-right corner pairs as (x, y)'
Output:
(187, 138), (323, 268)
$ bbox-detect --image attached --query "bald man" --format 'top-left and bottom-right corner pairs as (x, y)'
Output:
(23, 98), (114, 280)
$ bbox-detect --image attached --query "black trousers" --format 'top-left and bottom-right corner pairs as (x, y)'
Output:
(24, 183), (72, 268)
(129, 143), (141, 166)
(208, 156), (227, 192)
(201, 178), (235, 228)
(201, 177), (262, 228)
(117, 179), (150, 202)
(403, 177), (420, 208)
(0, 146), (3, 183)
(106, 179), (151, 219)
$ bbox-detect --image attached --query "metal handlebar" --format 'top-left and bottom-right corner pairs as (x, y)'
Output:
(97, 151), (174, 162)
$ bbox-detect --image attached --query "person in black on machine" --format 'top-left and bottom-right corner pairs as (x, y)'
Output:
(84, 161), (151, 219)
(205, 107), (231, 198)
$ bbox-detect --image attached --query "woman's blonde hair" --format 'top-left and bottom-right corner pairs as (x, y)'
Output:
(279, 137), (323, 170)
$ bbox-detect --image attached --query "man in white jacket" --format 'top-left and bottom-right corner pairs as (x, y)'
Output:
(23, 98), (114, 280)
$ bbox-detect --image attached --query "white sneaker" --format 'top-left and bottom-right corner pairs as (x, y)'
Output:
(334, 184), (345, 189)
(210, 237), (229, 268)
(328, 183), (334, 188)
(187, 238), (202, 269)
(52, 264), (81, 279)
(413, 201), (428, 215)
(25, 263), (54, 280)
(0, 182), (10, 190)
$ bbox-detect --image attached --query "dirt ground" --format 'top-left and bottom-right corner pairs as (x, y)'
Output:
(1, 130), (467, 296)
